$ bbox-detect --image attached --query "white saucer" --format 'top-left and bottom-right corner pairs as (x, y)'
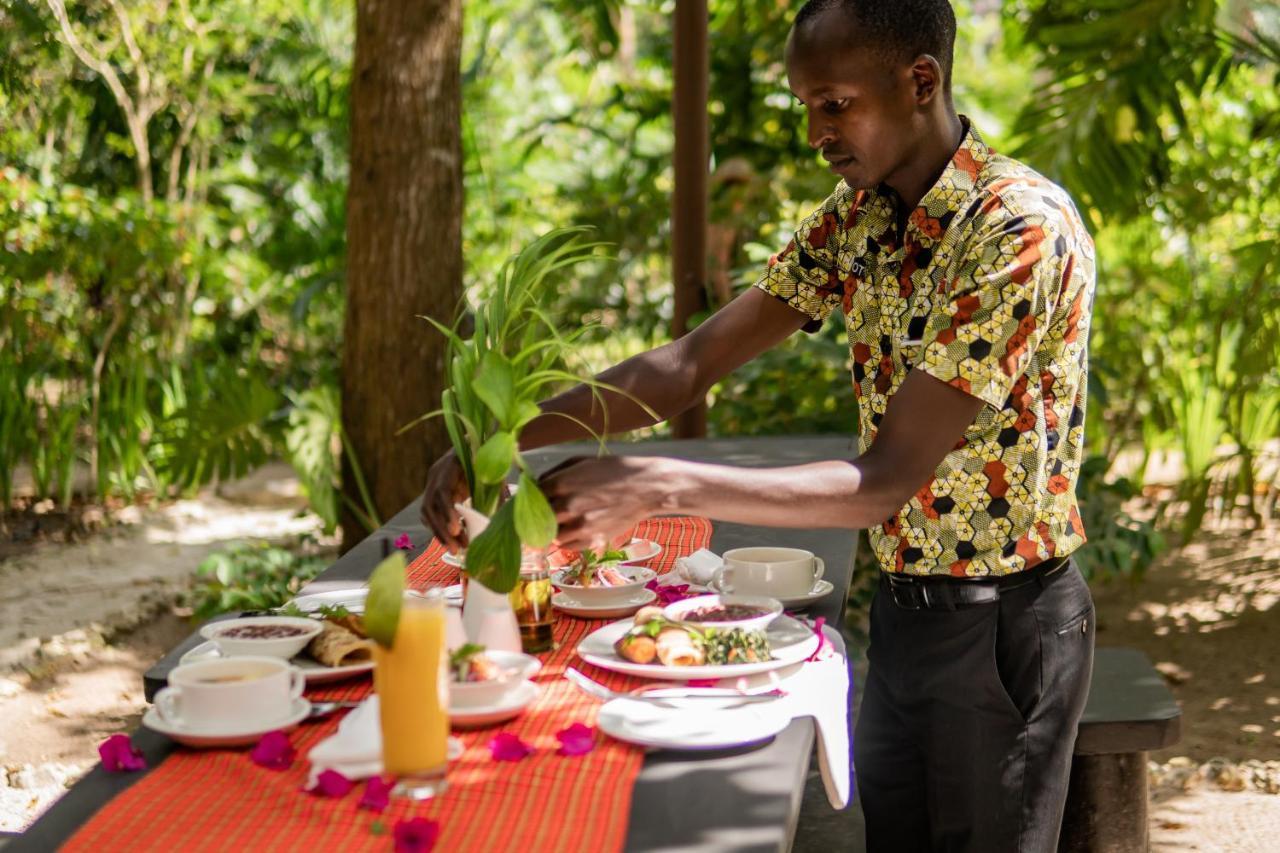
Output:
(709, 579), (834, 609)
(181, 641), (373, 685)
(449, 681), (539, 729)
(142, 698), (312, 748)
(597, 694), (790, 751)
(552, 588), (657, 619)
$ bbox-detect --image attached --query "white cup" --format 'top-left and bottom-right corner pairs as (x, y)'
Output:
(154, 656), (304, 732)
(714, 547), (825, 598)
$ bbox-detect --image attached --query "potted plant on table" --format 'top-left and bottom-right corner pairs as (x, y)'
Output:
(413, 228), (637, 648)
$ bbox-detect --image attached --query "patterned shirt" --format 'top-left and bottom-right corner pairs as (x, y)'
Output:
(756, 119), (1095, 576)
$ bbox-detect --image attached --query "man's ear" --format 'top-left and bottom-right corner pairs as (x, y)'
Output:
(910, 55), (944, 105)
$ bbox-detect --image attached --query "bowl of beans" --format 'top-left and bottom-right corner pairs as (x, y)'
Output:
(200, 616), (323, 660)
(661, 593), (784, 633)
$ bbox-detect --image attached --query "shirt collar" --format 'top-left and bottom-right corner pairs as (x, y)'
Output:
(902, 116), (991, 246)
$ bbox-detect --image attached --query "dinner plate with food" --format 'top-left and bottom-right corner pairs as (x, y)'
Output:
(183, 611), (376, 684)
(576, 602), (819, 681)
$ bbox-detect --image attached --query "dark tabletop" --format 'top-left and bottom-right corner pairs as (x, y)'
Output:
(13, 436), (861, 853)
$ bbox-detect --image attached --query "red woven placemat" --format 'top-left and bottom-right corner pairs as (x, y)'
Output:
(64, 516), (711, 852)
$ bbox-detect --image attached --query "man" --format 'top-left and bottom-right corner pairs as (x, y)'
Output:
(422, 1), (1096, 849)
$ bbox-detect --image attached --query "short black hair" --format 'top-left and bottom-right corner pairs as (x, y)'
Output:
(793, 0), (957, 93)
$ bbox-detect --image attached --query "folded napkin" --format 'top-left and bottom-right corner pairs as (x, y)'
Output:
(674, 548), (723, 587)
(775, 626), (852, 809)
(306, 696), (383, 787)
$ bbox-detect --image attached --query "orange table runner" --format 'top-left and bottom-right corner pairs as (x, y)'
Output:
(64, 517), (711, 852)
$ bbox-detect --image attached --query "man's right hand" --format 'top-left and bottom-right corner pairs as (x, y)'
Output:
(420, 449), (469, 552)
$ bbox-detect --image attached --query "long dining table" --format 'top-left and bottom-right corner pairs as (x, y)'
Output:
(11, 435), (860, 852)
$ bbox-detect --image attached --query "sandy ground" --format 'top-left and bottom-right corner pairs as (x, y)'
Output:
(1, 468), (1277, 845)
(0, 464), (323, 833)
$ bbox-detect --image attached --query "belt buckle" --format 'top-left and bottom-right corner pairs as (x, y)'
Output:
(888, 579), (927, 610)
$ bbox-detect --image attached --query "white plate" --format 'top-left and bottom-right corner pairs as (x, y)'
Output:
(181, 640), (373, 685)
(597, 695), (790, 751)
(552, 588), (657, 620)
(142, 698), (311, 748)
(445, 538), (662, 568)
(290, 588), (370, 613)
(576, 615), (819, 681)
(449, 680), (539, 729)
(290, 585), (462, 612)
(710, 578), (835, 610)
(618, 538), (662, 565)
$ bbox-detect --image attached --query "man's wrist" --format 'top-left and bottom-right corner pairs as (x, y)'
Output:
(646, 457), (694, 515)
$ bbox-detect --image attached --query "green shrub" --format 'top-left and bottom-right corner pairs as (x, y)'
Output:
(187, 540), (330, 620)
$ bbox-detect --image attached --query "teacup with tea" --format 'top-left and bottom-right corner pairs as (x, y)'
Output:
(153, 656), (305, 732)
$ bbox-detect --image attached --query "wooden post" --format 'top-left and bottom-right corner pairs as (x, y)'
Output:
(671, 0), (709, 438)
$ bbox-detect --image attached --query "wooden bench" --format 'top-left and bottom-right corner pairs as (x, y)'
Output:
(1060, 646), (1182, 853)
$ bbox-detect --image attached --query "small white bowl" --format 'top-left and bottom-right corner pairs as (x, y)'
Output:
(661, 594), (783, 633)
(450, 650), (542, 709)
(200, 616), (323, 660)
(550, 564), (657, 606)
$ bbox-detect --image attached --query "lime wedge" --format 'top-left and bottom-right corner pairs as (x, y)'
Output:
(364, 552), (406, 648)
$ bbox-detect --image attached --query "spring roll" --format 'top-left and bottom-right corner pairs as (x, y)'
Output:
(308, 619), (375, 667)
(615, 633), (658, 665)
(655, 626), (704, 667)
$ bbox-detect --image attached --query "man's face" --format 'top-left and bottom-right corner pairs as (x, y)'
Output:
(785, 17), (923, 192)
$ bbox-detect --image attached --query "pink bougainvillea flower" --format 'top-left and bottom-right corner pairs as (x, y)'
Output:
(644, 579), (694, 606)
(358, 775), (394, 812)
(394, 817), (440, 853)
(489, 732), (534, 762)
(806, 617), (834, 662)
(98, 734), (145, 772)
(308, 768), (354, 798)
(394, 533), (413, 551)
(555, 723), (596, 757)
(250, 731), (295, 771)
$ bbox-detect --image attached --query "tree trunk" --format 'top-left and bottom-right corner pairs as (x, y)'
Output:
(341, 0), (463, 550)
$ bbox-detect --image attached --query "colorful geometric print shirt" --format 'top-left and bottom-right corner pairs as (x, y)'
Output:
(755, 119), (1095, 577)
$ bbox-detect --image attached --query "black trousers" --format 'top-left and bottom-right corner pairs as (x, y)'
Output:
(853, 562), (1095, 853)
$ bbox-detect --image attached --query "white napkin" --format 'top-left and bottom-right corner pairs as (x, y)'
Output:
(778, 625), (853, 809)
(306, 696), (383, 787)
(675, 548), (723, 586)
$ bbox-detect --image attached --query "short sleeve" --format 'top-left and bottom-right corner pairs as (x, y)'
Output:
(917, 212), (1066, 408)
(753, 190), (847, 332)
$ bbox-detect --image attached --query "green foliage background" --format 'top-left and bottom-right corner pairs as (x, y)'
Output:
(2, 0), (1278, 577)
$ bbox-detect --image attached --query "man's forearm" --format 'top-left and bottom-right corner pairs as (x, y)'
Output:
(518, 340), (701, 451)
(654, 456), (907, 530)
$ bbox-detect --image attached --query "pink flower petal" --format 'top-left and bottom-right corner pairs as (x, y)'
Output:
(489, 732), (534, 762)
(394, 533), (413, 550)
(806, 617), (834, 662)
(358, 775), (394, 812)
(555, 723), (596, 757)
(308, 768), (354, 798)
(98, 734), (146, 772)
(249, 731), (295, 771)
(644, 579), (695, 605)
(394, 817), (440, 852)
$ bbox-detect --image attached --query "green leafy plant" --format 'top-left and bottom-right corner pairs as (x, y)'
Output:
(187, 540), (329, 620)
(285, 385), (381, 535)
(1073, 455), (1166, 582)
(412, 227), (641, 594)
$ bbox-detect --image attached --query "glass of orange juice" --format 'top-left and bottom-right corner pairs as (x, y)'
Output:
(373, 589), (449, 799)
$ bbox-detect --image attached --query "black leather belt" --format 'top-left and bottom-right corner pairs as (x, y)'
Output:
(881, 556), (1072, 611)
